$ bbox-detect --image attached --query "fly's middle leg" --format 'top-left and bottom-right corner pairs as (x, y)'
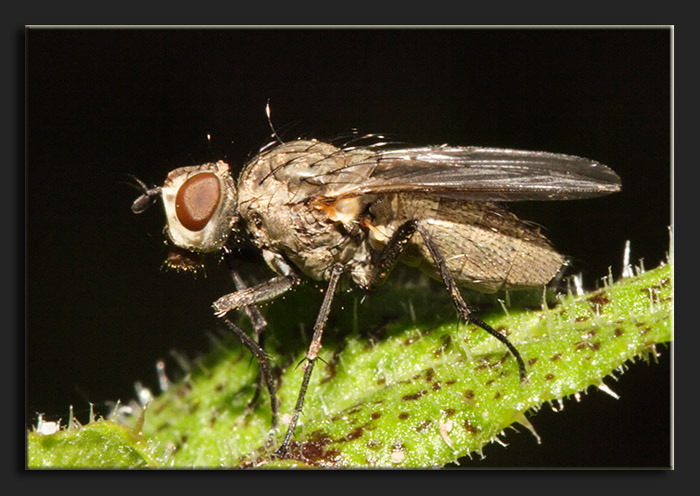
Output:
(275, 263), (345, 458)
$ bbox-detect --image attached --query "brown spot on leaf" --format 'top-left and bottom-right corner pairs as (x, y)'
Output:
(402, 390), (426, 401)
(433, 335), (452, 357)
(278, 435), (341, 466)
(588, 292), (610, 306)
(176, 433), (188, 450)
(545, 373), (555, 381)
(398, 412), (410, 420)
(420, 324), (436, 336)
(175, 381), (192, 398)
(187, 400), (200, 415)
(416, 420), (431, 432)
(345, 403), (364, 416)
(550, 353), (562, 361)
(366, 439), (382, 450)
(464, 420), (480, 434)
(346, 427), (363, 441)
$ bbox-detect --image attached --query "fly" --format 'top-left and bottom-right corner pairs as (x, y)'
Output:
(131, 137), (621, 457)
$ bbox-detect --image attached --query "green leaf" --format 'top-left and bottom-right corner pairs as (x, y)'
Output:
(27, 418), (159, 468)
(27, 261), (672, 468)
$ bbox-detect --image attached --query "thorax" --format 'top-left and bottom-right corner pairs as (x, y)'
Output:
(236, 141), (373, 280)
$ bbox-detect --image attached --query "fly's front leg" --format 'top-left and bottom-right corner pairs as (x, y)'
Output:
(220, 318), (278, 435)
(214, 270), (298, 437)
(364, 219), (527, 382)
(275, 263), (345, 458)
(213, 275), (297, 316)
(230, 269), (268, 339)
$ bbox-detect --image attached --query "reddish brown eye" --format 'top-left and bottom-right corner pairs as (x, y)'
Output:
(175, 172), (221, 231)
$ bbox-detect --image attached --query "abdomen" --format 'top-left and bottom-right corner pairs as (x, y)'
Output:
(375, 194), (565, 293)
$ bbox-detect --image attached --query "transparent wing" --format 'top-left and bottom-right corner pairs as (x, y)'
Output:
(312, 145), (621, 202)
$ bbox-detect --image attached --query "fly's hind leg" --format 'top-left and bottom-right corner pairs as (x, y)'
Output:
(361, 219), (423, 291)
(414, 222), (527, 382)
(365, 219), (527, 382)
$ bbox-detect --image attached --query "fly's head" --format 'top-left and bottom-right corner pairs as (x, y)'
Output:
(131, 160), (239, 272)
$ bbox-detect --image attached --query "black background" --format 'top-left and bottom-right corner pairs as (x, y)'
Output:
(26, 28), (671, 468)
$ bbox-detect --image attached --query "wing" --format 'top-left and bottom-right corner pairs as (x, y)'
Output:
(312, 145), (621, 202)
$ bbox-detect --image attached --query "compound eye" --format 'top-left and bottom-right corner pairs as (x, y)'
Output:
(175, 172), (221, 231)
